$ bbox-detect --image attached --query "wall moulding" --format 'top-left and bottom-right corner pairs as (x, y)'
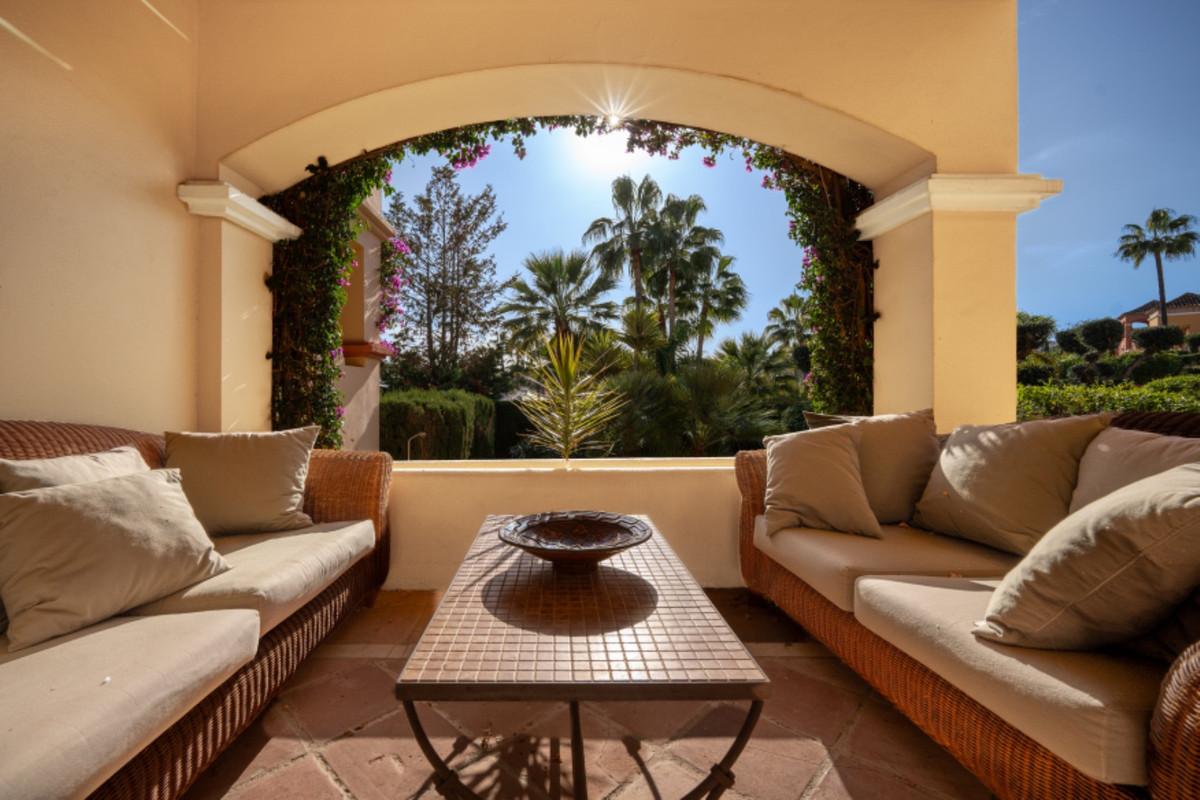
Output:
(177, 181), (302, 242)
(856, 173), (1063, 240)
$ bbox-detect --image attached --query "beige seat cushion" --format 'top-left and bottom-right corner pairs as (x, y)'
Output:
(0, 445), (149, 492)
(854, 576), (1163, 786)
(752, 515), (1017, 611)
(133, 520), (375, 635)
(914, 414), (1110, 555)
(165, 426), (318, 535)
(1071, 426), (1200, 512)
(763, 424), (881, 538)
(0, 610), (259, 800)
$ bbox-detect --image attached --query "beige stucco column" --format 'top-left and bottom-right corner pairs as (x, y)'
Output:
(860, 175), (1061, 432)
(178, 181), (300, 431)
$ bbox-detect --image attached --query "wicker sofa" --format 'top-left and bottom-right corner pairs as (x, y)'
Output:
(735, 411), (1200, 800)
(0, 420), (394, 800)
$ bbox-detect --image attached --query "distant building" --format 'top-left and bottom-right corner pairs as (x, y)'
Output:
(1118, 292), (1200, 352)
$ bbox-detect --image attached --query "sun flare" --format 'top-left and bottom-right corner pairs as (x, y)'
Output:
(564, 130), (653, 177)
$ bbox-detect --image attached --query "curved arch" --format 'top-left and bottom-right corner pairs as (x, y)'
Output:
(221, 63), (933, 195)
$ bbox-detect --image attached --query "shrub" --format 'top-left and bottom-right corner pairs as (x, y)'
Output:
(1143, 374), (1200, 396)
(494, 400), (531, 458)
(1077, 318), (1124, 354)
(379, 388), (495, 460)
(1133, 325), (1185, 354)
(1187, 332), (1200, 353)
(1017, 360), (1054, 386)
(1018, 384), (1200, 420)
(1127, 351), (1183, 385)
(1096, 352), (1140, 382)
(1055, 328), (1088, 355)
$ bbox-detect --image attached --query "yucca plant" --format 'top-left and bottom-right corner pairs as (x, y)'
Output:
(516, 334), (627, 461)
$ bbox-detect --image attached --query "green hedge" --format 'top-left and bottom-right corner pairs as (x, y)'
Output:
(379, 388), (495, 460)
(1017, 383), (1200, 420)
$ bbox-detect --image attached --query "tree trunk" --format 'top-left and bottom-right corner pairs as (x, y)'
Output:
(667, 265), (677, 340)
(1155, 251), (1169, 326)
(631, 247), (644, 314)
(696, 301), (709, 360)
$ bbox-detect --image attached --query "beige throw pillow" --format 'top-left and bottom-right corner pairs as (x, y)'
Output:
(1125, 590), (1200, 663)
(803, 409), (940, 523)
(165, 427), (318, 535)
(913, 414), (1110, 555)
(0, 470), (229, 651)
(973, 463), (1200, 650)
(763, 424), (882, 538)
(0, 446), (149, 493)
(1070, 426), (1200, 512)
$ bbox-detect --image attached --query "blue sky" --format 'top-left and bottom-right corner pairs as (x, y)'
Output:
(387, 0), (1200, 343)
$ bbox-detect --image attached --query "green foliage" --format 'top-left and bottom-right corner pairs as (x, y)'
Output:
(1055, 328), (1088, 355)
(1143, 374), (1200, 395)
(494, 400), (531, 458)
(516, 335), (627, 460)
(261, 155), (394, 447)
(1017, 360), (1054, 386)
(1186, 332), (1200, 353)
(1076, 318), (1124, 354)
(379, 388), (495, 460)
(1127, 351), (1183, 384)
(1133, 325), (1186, 353)
(1017, 312), (1056, 360)
(498, 249), (618, 352)
(1018, 383), (1200, 420)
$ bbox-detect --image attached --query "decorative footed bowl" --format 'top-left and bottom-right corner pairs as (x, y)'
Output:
(499, 511), (652, 573)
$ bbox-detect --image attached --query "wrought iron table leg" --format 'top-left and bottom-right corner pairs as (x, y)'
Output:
(680, 700), (764, 800)
(569, 700), (589, 800)
(403, 700), (481, 800)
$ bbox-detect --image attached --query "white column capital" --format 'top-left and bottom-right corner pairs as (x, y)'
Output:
(177, 180), (301, 242)
(856, 173), (1063, 240)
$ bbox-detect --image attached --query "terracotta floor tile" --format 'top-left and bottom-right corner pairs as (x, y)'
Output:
(609, 754), (716, 800)
(668, 703), (829, 800)
(586, 700), (711, 743)
(757, 660), (862, 744)
(223, 755), (344, 800)
(283, 656), (369, 693)
(184, 706), (307, 799)
(809, 758), (944, 800)
(281, 661), (399, 741)
(326, 603), (424, 645)
(758, 654), (872, 696)
(705, 588), (808, 643)
(433, 701), (560, 743)
(319, 703), (474, 800)
(845, 701), (990, 800)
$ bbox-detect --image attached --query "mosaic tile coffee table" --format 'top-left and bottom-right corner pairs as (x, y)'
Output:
(396, 515), (770, 799)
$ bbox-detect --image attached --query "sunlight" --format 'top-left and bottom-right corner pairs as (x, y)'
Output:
(564, 130), (653, 177)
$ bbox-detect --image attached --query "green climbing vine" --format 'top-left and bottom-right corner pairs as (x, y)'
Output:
(263, 116), (875, 447)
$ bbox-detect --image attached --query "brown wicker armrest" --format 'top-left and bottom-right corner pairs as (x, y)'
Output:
(303, 449), (393, 542)
(734, 449), (767, 518)
(1150, 639), (1200, 798)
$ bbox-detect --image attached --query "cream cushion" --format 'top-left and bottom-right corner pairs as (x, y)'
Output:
(1071, 426), (1200, 512)
(914, 414), (1110, 555)
(854, 576), (1163, 785)
(976, 463), (1200, 650)
(0, 445), (149, 492)
(165, 426), (318, 535)
(0, 470), (229, 650)
(763, 424), (881, 537)
(0, 610), (259, 800)
(133, 520), (375, 635)
(803, 408), (940, 523)
(752, 514), (1017, 611)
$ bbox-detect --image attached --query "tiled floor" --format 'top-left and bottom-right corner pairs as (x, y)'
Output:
(186, 590), (991, 800)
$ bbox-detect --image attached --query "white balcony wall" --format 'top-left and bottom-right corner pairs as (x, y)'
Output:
(386, 460), (742, 589)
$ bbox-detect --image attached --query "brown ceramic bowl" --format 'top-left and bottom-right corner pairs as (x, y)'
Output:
(499, 511), (652, 573)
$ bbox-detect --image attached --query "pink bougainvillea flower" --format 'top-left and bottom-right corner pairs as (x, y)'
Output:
(702, 155), (717, 168)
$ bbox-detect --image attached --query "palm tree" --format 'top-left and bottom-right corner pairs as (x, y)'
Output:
(497, 249), (618, 351)
(691, 254), (748, 360)
(766, 291), (808, 351)
(582, 175), (662, 315)
(648, 194), (723, 341)
(717, 332), (788, 393)
(1116, 208), (1199, 326)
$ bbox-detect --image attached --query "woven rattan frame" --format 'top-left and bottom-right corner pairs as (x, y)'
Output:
(0, 420), (393, 800)
(736, 411), (1200, 800)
